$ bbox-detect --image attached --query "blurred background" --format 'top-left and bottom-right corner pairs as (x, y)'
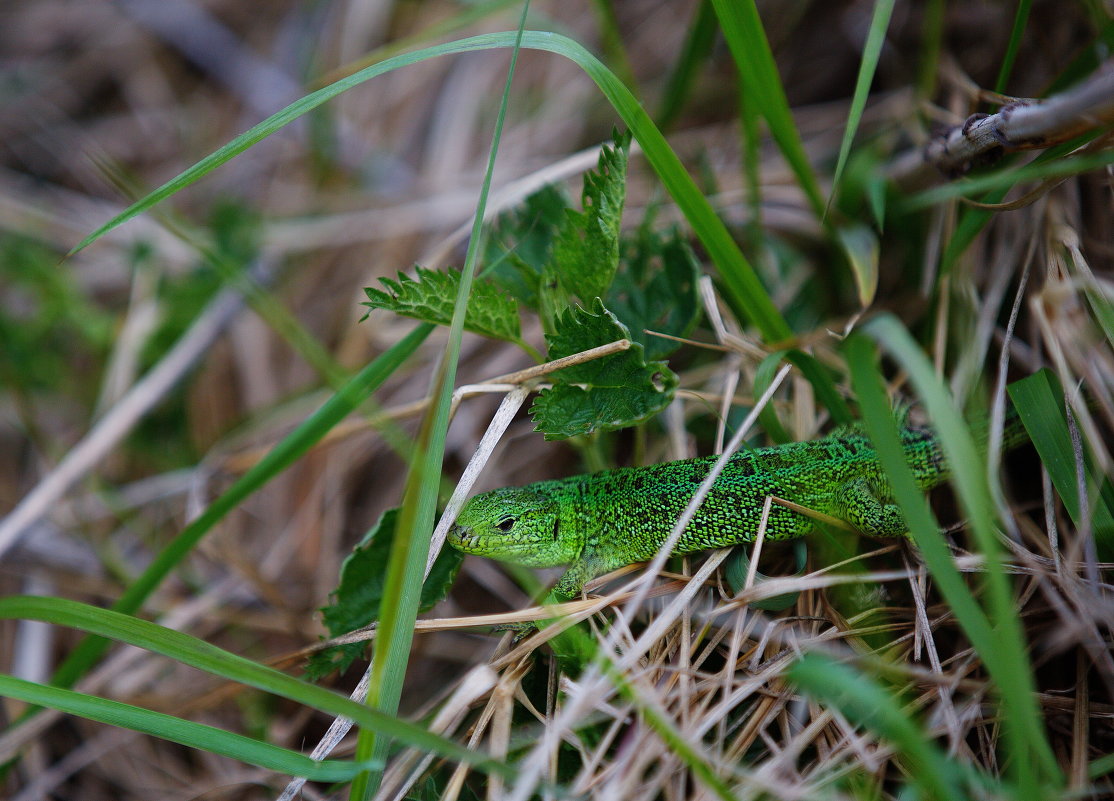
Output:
(1, 1), (1111, 798)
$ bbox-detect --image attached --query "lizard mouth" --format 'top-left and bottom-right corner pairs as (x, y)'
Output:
(448, 525), (533, 558)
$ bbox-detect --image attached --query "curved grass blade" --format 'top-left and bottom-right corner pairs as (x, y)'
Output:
(854, 318), (1062, 795)
(907, 148), (1114, 210)
(70, 31), (792, 344)
(844, 333), (997, 651)
(0, 596), (510, 777)
(0, 674), (380, 782)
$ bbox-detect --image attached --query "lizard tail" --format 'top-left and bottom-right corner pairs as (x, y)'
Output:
(900, 404), (1030, 490)
(968, 404), (1030, 453)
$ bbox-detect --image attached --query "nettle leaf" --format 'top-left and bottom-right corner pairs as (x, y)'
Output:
(307, 507), (463, 680)
(607, 226), (702, 361)
(550, 131), (631, 305)
(531, 298), (679, 440)
(362, 266), (521, 344)
(485, 184), (570, 309)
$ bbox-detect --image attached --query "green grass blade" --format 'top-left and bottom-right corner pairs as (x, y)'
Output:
(845, 334), (1038, 793)
(709, 0), (825, 218)
(47, 323), (433, 692)
(1091, 751), (1114, 781)
(828, 0), (896, 216)
(787, 653), (969, 801)
(995, 0), (1033, 93)
(1007, 370), (1114, 557)
(657, 0), (717, 130)
(845, 334), (997, 651)
(355, 11), (531, 799)
(0, 596), (508, 775)
(916, 0), (946, 97)
(738, 68), (765, 245)
(907, 148), (1114, 209)
(857, 317), (1062, 794)
(0, 674), (379, 781)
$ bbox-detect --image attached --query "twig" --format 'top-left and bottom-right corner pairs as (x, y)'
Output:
(891, 60), (1114, 185)
(427, 386), (531, 576)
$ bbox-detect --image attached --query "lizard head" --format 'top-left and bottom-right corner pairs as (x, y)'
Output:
(448, 486), (578, 568)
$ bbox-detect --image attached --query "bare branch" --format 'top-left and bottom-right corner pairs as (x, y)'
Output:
(892, 61), (1114, 186)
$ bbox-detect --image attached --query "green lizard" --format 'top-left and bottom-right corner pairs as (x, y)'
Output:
(448, 415), (1030, 602)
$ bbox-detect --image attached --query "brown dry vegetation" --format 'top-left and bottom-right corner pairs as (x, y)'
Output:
(1, 1), (1112, 800)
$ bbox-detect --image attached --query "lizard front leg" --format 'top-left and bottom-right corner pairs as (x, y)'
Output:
(495, 558), (599, 640)
(550, 554), (608, 602)
(508, 558), (604, 667)
(834, 475), (910, 538)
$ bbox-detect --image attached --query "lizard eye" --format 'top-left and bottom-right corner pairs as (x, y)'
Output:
(496, 516), (515, 533)
(551, 519), (560, 541)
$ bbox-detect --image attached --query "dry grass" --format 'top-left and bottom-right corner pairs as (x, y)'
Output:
(1, 0), (1112, 799)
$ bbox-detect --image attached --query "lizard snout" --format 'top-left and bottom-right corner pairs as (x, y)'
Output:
(447, 523), (468, 544)
(447, 523), (478, 552)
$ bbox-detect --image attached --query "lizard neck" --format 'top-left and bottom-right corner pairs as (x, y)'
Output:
(549, 480), (588, 564)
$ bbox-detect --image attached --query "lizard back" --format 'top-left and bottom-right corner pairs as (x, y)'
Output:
(548, 427), (946, 567)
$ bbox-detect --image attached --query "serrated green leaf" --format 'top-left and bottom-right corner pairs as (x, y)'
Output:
(550, 132), (631, 304)
(606, 226), (702, 361)
(485, 184), (571, 309)
(362, 267), (522, 344)
(307, 507), (463, 680)
(530, 298), (678, 440)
